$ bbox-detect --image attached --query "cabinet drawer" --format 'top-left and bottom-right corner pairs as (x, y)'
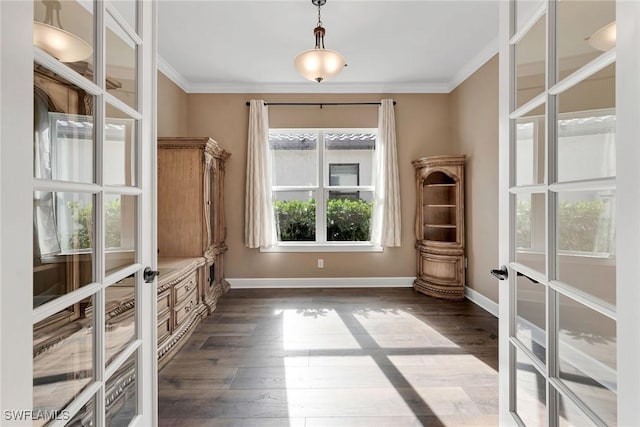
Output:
(157, 312), (171, 344)
(157, 289), (170, 313)
(173, 291), (198, 327)
(174, 272), (197, 304)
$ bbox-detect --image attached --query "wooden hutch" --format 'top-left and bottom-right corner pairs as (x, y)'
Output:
(156, 137), (230, 368)
(412, 155), (466, 300)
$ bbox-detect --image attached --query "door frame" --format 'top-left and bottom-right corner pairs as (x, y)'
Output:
(0, 1), (158, 425)
(498, 0), (640, 425)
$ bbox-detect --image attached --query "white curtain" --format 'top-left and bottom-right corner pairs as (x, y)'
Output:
(245, 100), (276, 248)
(371, 99), (401, 247)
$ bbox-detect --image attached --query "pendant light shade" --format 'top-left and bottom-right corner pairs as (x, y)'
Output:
(293, 0), (346, 83)
(33, 0), (93, 63)
(588, 21), (616, 52)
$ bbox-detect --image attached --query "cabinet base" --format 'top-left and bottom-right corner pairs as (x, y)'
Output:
(413, 278), (465, 301)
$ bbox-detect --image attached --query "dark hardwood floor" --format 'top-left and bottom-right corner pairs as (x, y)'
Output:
(158, 288), (499, 427)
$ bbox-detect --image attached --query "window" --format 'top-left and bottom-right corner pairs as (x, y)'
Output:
(515, 110), (616, 257)
(269, 129), (376, 246)
(41, 113), (135, 255)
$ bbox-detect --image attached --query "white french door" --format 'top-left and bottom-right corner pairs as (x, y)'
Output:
(0, 0), (157, 425)
(498, 0), (640, 426)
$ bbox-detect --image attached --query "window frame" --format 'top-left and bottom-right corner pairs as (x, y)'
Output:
(265, 128), (382, 253)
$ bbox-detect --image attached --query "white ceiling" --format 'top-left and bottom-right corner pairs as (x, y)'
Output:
(157, 0), (500, 93)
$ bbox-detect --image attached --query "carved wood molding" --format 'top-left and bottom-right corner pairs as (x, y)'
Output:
(414, 279), (464, 300)
(157, 259), (204, 293)
(411, 155), (466, 169)
(157, 305), (207, 361)
(158, 137), (230, 160)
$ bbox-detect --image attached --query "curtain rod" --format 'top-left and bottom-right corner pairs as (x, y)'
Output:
(245, 101), (396, 107)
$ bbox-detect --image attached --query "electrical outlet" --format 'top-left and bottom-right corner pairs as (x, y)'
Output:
(317, 259), (324, 268)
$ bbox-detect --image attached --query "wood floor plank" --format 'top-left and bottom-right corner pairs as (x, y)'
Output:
(158, 288), (499, 426)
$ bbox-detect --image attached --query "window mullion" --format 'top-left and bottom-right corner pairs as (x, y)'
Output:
(317, 129), (326, 244)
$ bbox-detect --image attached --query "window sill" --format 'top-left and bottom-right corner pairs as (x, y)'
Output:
(260, 243), (383, 253)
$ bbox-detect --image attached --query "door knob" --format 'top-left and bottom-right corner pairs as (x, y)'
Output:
(490, 265), (508, 281)
(144, 267), (160, 283)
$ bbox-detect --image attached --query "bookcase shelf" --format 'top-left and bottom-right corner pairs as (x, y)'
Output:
(412, 155), (466, 300)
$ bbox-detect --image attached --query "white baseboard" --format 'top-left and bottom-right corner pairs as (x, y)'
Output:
(227, 277), (416, 289)
(465, 286), (499, 318)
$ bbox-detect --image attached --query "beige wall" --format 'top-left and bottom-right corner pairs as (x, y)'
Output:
(157, 72), (188, 137)
(450, 55), (500, 303)
(186, 93), (452, 278)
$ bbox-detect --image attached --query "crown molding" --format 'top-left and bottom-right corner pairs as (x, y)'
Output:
(447, 37), (499, 92)
(157, 55), (190, 93)
(186, 81), (450, 94)
(158, 46), (500, 95)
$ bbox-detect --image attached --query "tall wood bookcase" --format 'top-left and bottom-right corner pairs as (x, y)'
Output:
(412, 155), (466, 300)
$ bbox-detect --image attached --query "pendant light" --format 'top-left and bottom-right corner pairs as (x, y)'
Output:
(587, 21), (616, 52)
(33, 0), (93, 63)
(293, 0), (346, 83)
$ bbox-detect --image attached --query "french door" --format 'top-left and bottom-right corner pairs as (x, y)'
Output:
(498, 0), (640, 426)
(1, 0), (157, 425)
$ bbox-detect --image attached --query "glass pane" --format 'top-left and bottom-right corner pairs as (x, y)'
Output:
(558, 294), (616, 425)
(105, 194), (137, 275)
(106, 12), (137, 110)
(557, 0), (615, 78)
(34, 64), (96, 184)
(105, 103), (137, 186)
(515, 0), (545, 34)
(515, 14), (546, 110)
(515, 193), (546, 274)
(515, 346), (547, 427)
(324, 131), (376, 186)
(326, 190), (373, 242)
(34, 192), (95, 308)
(105, 351), (138, 426)
(33, 0), (95, 81)
(556, 190), (615, 305)
(273, 191), (316, 242)
(109, 0), (137, 34)
(33, 303), (94, 426)
(557, 64), (616, 183)
(106, 275), (136, 366)
(515, 108), (545, 186)
(269, 131), (318, 186)
(516, 271), (546, 364)
(558, 391), (595, 427)
(67, 395), (95, 426)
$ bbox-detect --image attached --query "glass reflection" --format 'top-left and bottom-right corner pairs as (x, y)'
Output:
(516, 272), (546, 364)
(34, 63), (96, 184)
(105, 103), (137, 186)
(558, 294), (616, 426)
(515, 193), (546, 274)
(33, 303), (94, 426)
(556, 190), (615, 305)
(109, 0), (137, 34)
(33, 0), (95, 82)
(515, 347), (546, 427)
(67, 395), (95, 426)
(105, 351), (138, 425)
(515, 15), (546, 109)
(558, 392), (594, 427)
(34, 192), (95, 308)
(515, 107), (545, 186)
(557, 0), (615, 78)
(106, 276), (136, 367)
(106, 12), (137, 109)
(105, 194), (137, 275)
(557, 64), (616, 183)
